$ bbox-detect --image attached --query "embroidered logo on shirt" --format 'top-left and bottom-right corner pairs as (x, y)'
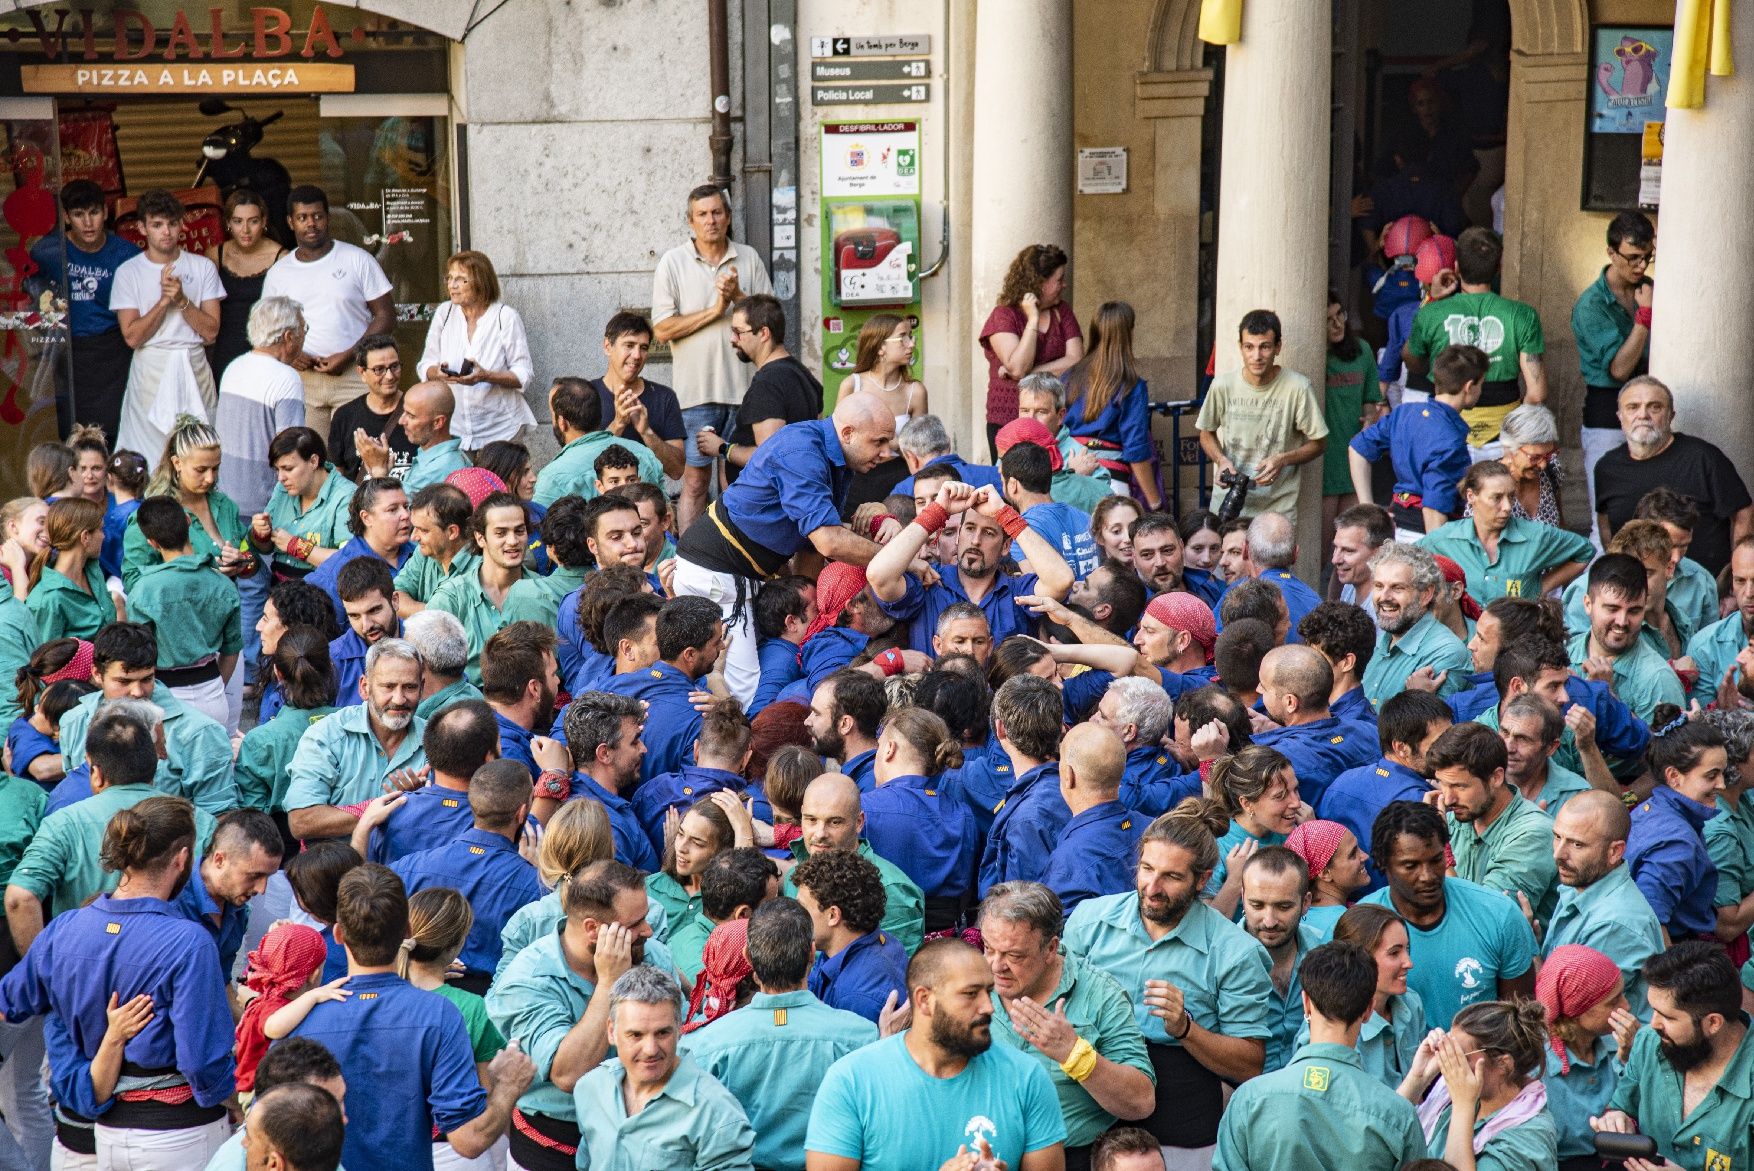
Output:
(357, 992), (378, 1000)
(1705, 1150), (1730, 1171)
(1302, 1066), (1331, 1092)
(1329, 735), (1344, 744)
(105, 922), (121, 934)
(1506, 580), (1523, 598)
(1455, 956), (1485, 989)
(1376, 767), (1390, 776)
(469, 846), (486, 855)
(442, 799), (459, 808)
(1156, 755), (1168, 765)
(963, 1116), (998, 1152)
(650, 669), (663, 679)
(773, 1009), (788, 1027)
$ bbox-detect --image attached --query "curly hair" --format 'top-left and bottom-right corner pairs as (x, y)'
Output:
(791, 849), (888, 935)
(995, 244), (1068, 309)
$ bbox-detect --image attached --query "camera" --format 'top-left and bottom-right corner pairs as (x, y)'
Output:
(1215, 469), (1252, 525)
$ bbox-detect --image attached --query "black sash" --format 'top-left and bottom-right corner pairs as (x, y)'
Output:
(1141, 1040), (1223, 1148)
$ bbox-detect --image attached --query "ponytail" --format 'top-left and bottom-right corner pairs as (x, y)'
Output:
(398, 888), (474, 979)
(883, 707), (962, 778)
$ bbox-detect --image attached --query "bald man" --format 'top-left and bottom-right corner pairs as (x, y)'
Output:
(1546, 789), (1666, 1016)
(1238, 512), (1323, 638)
(674, 389), (898, 706)
(1251, 644), (1377, 807)
(387, 380), (470, 491)
(1042, 723), (1142, 913)
(780, 773), (925, 953)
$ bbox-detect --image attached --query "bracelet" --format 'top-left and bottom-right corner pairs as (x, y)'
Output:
(995, 505), (1029, 541)
(873, 648), (904, 677)
(534, 769), (572, 801)
(1059, 1036), (1098, 1083)
(1173, 1013), (1193, 1041)
(915, 502), (950, 535)
(1634, 306), (1653, 327)
(289, 536), (316, 562)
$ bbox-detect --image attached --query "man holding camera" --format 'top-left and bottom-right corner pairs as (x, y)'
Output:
(1196, 310), (1328, 529)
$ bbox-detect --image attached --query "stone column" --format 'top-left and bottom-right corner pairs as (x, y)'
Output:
(967, 0), (1074, 458)
(1648, 12), (1754, 467)
(1213, 2), (1331, 577)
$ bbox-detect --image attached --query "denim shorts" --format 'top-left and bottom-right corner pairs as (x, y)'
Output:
(681, 403), (740, 469)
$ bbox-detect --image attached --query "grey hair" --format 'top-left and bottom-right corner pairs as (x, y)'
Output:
(977, 881), (1065, 942)
(935, 600), (988, 638)
(1102, 676), (1172, 745)
(1502, 693), (1562, 746)
(364, 637), (424, 676)
(564, 691), (644, 760)
(1618, 374), (1673, 409)
(609, 964), (684, 1020)
(1017, 371), (1066, 411)
(1370, 540), (1442, 593)
(402, 609), (469, 677)
(897, 414), (952, 460)
(246, 296), (306, 350)
(1498, 403), (1559, 448)
(96, 697), (164, 736)
(1244, 512), (1295, 569)
(1702, 708), (1754, 778)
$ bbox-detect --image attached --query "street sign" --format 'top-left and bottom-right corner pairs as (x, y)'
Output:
(810, 34), (932, 58)
(810, 58), (930, 82)
(811, 82), (930, 105)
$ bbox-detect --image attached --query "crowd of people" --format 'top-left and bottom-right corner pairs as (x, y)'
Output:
(0, 165), (1745, 1171)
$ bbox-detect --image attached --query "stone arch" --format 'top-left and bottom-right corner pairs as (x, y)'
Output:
(1145, 0), (1203, 74)
(9, 0), (480, 42)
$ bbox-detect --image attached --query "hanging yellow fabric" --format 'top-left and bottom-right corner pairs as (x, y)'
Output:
(1198, 0), (1243, 46)
(1669, 0), (1735, 109)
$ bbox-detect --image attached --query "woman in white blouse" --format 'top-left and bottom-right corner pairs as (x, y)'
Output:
(418, 249), (536, 449)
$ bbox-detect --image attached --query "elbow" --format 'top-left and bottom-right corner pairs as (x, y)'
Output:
(448, 1131), (490, 1161)
(286, 808), (317, 840)
(1115, 1078), (1157, 1121)
(2, 886), (28, 917)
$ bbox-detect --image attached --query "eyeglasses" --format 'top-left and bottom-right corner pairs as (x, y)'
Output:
(729, 326), (753, 338)
(1517, 447), (1556, 467)
(1614, 249), (1654, 269)
(367, 362), (402, 376)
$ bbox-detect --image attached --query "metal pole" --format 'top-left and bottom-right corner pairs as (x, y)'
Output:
(708, 0), (734, 189)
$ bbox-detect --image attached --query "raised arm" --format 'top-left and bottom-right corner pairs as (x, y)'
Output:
(868, 481), (975, 603)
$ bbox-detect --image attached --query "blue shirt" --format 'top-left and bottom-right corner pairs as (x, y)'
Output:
(31, 232), (138, 336)
(879, 568), (1042, 659)
(1350, 398), (1472, 514)
(939, 753), (1013, 836)
(797, 627), (868, 696)
(861, 773), (979, 899)
(1360, 878), (1537, 1030)
(101, 498), (140, 581)
(1065, 380), (1153, 463)
(391, 827), (545, 977)
(1013, 501), (1098, 580)
(1118, 743), (1201, 817)
(754, 637), (805, 711)
(1318, 759), (1431, 892)
(555, 584), (613, 696)
(306, 535), (413, 625)
(7, 718), (57, 784)
(568, 773), (660, 872)
(1240, 568), (1324, 641)
(979, 762), (1069, 895)
(1040, 801), (1144, 914)
(367, 784), (474, 865)
(603, 661), (702, 784)
(327, 624), (400, 708)
(808, 928), (907, 1023)
(1251, 715), (1379, 810)
(841, 748), (877, 793)
(288, 972), (485, 1171)
(1332, 684), (1373, 725)
(494, 710), (539, 781)
(631, 765), (752, 859)
(892, 454), (1004, 500)
(172, 857), (250, 978)
(1627, 784), (1721, 939)
(720, 419), (851, 559)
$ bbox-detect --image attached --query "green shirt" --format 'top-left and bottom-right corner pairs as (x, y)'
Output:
(427, 568), (521, 683)
(989, 947), (1155, 1147)
(1564, 577), (1697, 663)
(433, 982), (505, 1064)
(1543, 863), (1664, 1021)
(1407, 290), (1545, 447)
(1610, 1022), (1754, 1171)
(0, 773), (46, 886)
(501, 564), (589, 627)
(1529, 762), (1592, 817)
(668, 909), (714, 990)
(1567, 631), (1685, 722)
(9, 783), (216, 915)
(782, 840), (925, 955)
(1424, 1100), (1558, 1171)
(120, 492), (250, 592)
(265, 465), (355, 572)
(1420, 516), (1593, 603)
(394, 547), (480, 605)
(282, 703), (428, 810)
(646, 871), (699, 943)
(25, 561), (115, 641)
(532, 433), (664, 508)
(1323, 345), (1383, 496)
(0, 578), (41, 727)
(1362, 611), (1474, 711)
(415, 678), (484, 721)
(403, 438), (470, 493)
(235, 705), (335, 812)
(1214, 1042), (1425, 1171)
(1709, 789), (1754, 942)
(1448, 788), (1559, 924)
(494, 889), (678, 985)
(572, 1055), (755, 1171)
(127, 553), (242, 667)
(1571, 266), (1644, 389)
(1193, 367), (1328, 522)
(58, 684), (236, 816)
(1049, 469), (1115, 515)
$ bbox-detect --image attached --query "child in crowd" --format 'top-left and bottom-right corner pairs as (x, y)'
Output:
(8, 638), (93, 788)
(752, 575), (815, 711)
(234, 922), (330, 1096)
(0, 498), (47, 598)
(594, 444), (644, 495)
(128, 495), (244, 733)
(101, 450), (148, 582)
(285, 840), (364, 982)
(1379, 233), (1459, 403)
(1349, 342), (1487, 540)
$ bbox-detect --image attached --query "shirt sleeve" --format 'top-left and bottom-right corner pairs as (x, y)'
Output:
(218, 585), (244, 657)
(107, 259), (144, 313)
(1019, 1058), (1070, 1151)
(1532, 522), (1596, 571)
(650, 254), (681, 325)
(417, 303), (449, 377)
(1361, 358), (1383, 404)
(1571, 295), (1623, 385)
(179, 720), (239, 816)
(1515, 300), (1545, 356)
(694, 1095), (758, 1171)
(283, 720), (341, 811)
(1117, 382), (1154, 464)
(497, 305), (534, 389)
(1405, 305), (1438, 362)
(1492, 895), (1538, 980)
(6, 811), (69, 900)
(1194, 381), (1227, 433)
(1705, 445), (1754, 519)
(1432, 641), (1477, 699)
(171, 934), (238, 1106)
(773, 451), (843, 538)
(1350, 412), (1392, 461)
(426, 1005), (489, 1136)
(740, 250), (773, 297)
(802, 1057), (866, 1159)
(188, 257), (225, 304)
(1631, 841), (1691, 926)
(1214, 943), (1276, 1041)
(1294, 380), (1330, 441)
(353, 250), (394, 303)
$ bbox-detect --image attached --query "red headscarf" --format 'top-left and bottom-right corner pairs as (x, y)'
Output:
(1535, 944), (1623, 1072)
(42, 639), (94, 687)
(446, 467), (507, 510)
(804, 562), (868, 644)
(234, 924), (328, 1093)
(1143, 592), (1217, 663)
(1285, 820), (1350, 878)
(1432, 554), (1483, 621)
(683, 919), (754, 1033)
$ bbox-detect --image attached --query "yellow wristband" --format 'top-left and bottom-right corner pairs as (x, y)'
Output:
(1059, 1036), (1098, 1083)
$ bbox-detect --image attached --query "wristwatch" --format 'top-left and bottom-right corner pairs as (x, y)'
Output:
(533, 769), (571, 801)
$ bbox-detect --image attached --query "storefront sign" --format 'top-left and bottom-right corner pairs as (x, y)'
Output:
(20, 62), (354, 93)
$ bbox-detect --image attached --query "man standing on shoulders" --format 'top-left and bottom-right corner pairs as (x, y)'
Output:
(1572, 210), (1655, 545)
(697, 295), (822, 481)
(593, 312), (687, 479)
(652, 184), (774, 533)
(1546, 790), (1665, 1018)
(261, 185), (396, 444)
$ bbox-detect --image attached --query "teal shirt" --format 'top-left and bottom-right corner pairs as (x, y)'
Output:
(1064, 890), (1274, 1046)
(1360, 878), (1537, 1030)
(235, 705), (335, 812)
(1688, 612), (1753, 708)
(1205, 819), (1287, 900)
(1302, 903), (1346, 941)
(9, 783), (215, 915)
(282, 703), (428, 810)
(1529, 763), (1592, 817)
(532, 433), (664, 507)
(1049, 469), (1115, 515)
(1567, 631), (1685, 722)
(26, 561), (115, 640)
(127, 553), (243, 667)
(1672, 557), (1721, 640)
(1424, 1100), (1558, 1171)
(669, 909), (715, 988)
(0, 773), (46, 886)
(1448, 788), (1558, 925)
(487, 929), (610, 1123)
(120, 492), (250, 592)
(989, 948), (1156, 1146)
(1261, 924), (1327, 1073)
(1571, 266), (1643, 388)
(1563, 577), (1697, 662)
(265, 466), (355, 571)
(1214, 1042), (1425, 1171)
(395, 547), (480, 605)
(502, 564), (589, 627)
(427, 568), (521, 683)
(58, 683), (235, 816)
(1544, 1042), (1620, 1160)
(1299, 992), (1428, 1089)
(1420, 516), (1593, 603)
(494, 889), (675, 984)
(1543, 864), (1664, 1021)
(1708, 789), (1754, 946)
(1362, 611), (1473, 710)
(782, 840), (924, 955)
(0, 578), (40, 727)
(646, 871), (699, 943)
(682, 989), (878, 1171)
(415, 678), (484, 720)
(1611, 1023), (1754, 1171)
(403, 438), (470, 493)
(575, 1054), (755, 1171)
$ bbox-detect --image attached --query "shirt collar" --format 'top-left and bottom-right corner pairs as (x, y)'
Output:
(456, 826), (517, 854)
(1108, 890), (1215, 954)
(748, 989), (817, 1010)
(818, 927), (890, 977)
(573, 772), (633, 812)
(819, 419), (848, 470)
(1649, 783), (1722, 826)
(1065, 801), (1133, 834)
(1292, 1041), (1366, 1069)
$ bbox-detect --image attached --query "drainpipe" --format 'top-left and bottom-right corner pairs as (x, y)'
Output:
(708, 0), (734, 189)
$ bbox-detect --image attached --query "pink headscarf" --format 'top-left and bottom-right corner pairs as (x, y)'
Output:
(1535, 944), (1623, 1072)
(1143, 592), (1217, 662)
(1285, 820), (1350, 878)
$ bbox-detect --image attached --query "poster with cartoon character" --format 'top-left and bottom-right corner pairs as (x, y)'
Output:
(1590, 27), (1672, 134)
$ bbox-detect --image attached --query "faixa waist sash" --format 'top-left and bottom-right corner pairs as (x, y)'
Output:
(675, 500), (792, 581)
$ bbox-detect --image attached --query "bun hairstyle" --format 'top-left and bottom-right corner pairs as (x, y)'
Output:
(16, 637), (83, 718)
(1449, 999), (1552, 1085)
(1648, 703), (1726, 783)
(273, 625), (336, 711)
(537, 798), (614, 887)
(1139, 797), (1227, 877)
(100, 794), (195, 877)
(883, 706), (965, 777)
(395, 887), (474, 980)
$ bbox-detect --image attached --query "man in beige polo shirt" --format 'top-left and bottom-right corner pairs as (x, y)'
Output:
(651, 183), (773, 532)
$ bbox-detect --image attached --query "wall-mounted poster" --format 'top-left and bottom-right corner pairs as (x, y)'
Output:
(1590, 27), (1672, 134)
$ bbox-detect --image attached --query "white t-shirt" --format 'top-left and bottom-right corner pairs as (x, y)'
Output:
(260, 240), (393, 359)
(108, 250), (225, 348)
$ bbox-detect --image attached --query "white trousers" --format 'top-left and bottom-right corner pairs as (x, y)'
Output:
(51, 1141), (97, 1171)
(670, 558), (760, 709)
(95, 1117), (229, 1171)
(1581, 425), (1623, 552)
(169, 677), (233, 738)
(435, 1133), (507, 1171)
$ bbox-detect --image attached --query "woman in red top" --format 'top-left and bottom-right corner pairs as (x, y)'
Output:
(980, 244), (1082, 456)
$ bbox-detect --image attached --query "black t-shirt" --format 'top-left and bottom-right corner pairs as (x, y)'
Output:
(726, 356), (823, 483)
(590, 377), (686, 444)
(1595, 432), (1753, 577)
(329, 393), (417, 482)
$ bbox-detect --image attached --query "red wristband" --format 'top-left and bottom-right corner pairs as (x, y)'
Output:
(1634, 306), (1653, 328)
(995, 506), (1029, 541)
(874, 648), (904, 677)
(915, 502), (950, 535)
(534, 769), (572, 801)
(866, 514), (889, 538)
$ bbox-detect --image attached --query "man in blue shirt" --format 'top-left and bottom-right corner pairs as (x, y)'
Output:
(534, 691), (660, 872)
(32, 179), (138, 439)
(1297, 600), (1380, 726)
(289, 863), (533, 1171)
(330, 557), (403, 707)
(307, 478), (415, 626)
(174, 809), (283, 980)
(999, 439), (1098, 581)
(673, 392), (897, 707)
(793, 850), (907, 1024)
(390, 759), (545, 992)
(869, 479), (1073, 657)
(603, 596), (722, 784)
(480, 622), (560, 781)
(892, 413), (1004, 498)
(1318, 690), (1451, 892)
(807, 669), (884, 793)
(1041, 723), (1143, 914)
(1092, 676), (1202, 817)
(980, 675), (1071, 896)
(1253, 644), (1378, 810)
(352, 699), (499, 865)
(631, 699), (756, 857)
(1228, 512), (1322, 637)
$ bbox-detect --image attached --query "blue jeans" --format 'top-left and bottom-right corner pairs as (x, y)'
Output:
(238, 559), (269, 685)
(681, 403), (739, 469)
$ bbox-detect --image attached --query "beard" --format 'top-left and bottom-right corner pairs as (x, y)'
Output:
(812, 728), (845, 760)
(371, 701), (414, 731)
(534, 685), (557, 732)
(930, 1010), (992, 1059)
(1140, 885), (1197, 927)
(1378, 604), (1423, 637)
(734, 348), (753, 365)
(1660, 1030), (1714, 1073)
